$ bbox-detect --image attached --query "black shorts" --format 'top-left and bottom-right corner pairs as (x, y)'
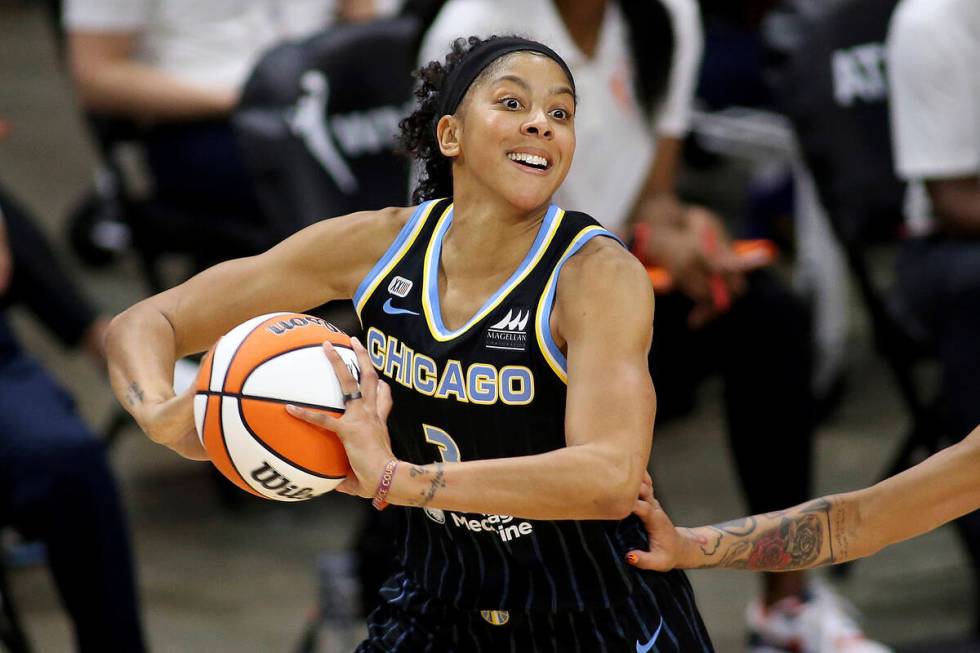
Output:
(355, 568), (714, 652)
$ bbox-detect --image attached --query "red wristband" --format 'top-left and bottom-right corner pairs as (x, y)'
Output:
(630, 222), (652, 262)
(372, 459), (399, 511)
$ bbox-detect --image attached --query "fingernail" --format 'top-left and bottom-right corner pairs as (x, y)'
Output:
(351, 336), (361, 347)
(627, 553), (638, 565)
(285, 404), (299, 414)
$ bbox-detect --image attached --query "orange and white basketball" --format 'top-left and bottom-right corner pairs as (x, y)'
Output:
(193, 312), (358, 501)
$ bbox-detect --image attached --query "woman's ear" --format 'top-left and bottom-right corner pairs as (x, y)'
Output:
(436, 114), (462, 157)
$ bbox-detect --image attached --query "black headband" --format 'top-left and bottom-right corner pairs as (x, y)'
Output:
(437, 36), (576, 119)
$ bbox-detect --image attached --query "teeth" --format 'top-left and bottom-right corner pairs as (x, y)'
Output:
(507, 152), (548, 168)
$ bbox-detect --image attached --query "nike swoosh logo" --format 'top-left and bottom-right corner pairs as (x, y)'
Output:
(635, 616), (664, 653)
(382, 298), (420, 316)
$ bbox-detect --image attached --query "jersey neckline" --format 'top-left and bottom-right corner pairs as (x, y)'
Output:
(421, 202), (565, 342)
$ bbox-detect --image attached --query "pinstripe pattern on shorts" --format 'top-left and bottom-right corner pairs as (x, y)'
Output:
(356, 568), (714, 652)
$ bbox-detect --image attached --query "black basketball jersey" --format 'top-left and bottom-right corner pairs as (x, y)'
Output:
(354, 198), (657, 613)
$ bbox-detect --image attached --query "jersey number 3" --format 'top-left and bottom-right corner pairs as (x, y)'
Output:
(422, 424), (459, 524)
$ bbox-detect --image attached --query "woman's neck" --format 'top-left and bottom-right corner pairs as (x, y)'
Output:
(441, 187), (550, 281)
(553, 0), (607, 58)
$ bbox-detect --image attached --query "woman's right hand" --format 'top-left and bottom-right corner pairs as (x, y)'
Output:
(626, 477), (688, 572)
(134, 386), (208, 460)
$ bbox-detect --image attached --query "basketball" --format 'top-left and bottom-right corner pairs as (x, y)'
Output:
(193, 312), (359, 501)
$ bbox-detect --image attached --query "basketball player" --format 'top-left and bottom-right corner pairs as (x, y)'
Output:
(626, 423), (980, 574)
(105, 36), (715, 650)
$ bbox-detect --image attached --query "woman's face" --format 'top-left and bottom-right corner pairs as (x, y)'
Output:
(447, 52), (576, 212)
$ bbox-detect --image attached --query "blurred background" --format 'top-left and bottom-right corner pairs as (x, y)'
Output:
(1, 0), (978, 651)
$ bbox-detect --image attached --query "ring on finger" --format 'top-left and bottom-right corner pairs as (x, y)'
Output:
(343, 390), (363, 404)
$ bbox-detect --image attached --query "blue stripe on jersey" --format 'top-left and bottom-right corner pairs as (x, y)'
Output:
(564, 612), (582, 653)
(603, 534), (634, 591)
(486, 526), (511, 607)
(626, 594), (652, 644)
(353, 199), (440, 317)
(422, 203), (564, 341)
(573, 521), (612, 610)
(638, 578), (681, 649)
(588, 611), (609, 653)
(529, 530), (560, 612)
(534, 226), (623, 383)
(549, 522), (586, 611)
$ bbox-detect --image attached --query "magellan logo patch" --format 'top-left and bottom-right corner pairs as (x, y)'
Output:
(485, 309), (529, 352)
(388, 276), (413, 297)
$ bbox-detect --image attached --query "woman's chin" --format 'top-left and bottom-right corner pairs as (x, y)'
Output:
(500, 185), (557, 213)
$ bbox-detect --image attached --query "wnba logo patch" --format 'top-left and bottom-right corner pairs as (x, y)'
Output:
(480, 610), (510, 626)
(485, 308), (529, 352)
(388, 276), (413, 297)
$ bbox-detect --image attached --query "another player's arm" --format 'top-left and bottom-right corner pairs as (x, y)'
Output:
(105, 207), (410, 458)
(378, 239), (655, 520)
(631, 424), (980, 571)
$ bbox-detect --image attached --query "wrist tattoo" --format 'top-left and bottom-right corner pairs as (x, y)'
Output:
(698, 530), (723, 556)
(408, 463), (446, 508)
(125, 381), (145, 406)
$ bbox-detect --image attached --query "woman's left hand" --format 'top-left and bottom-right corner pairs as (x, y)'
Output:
(286, 336), (395, 499)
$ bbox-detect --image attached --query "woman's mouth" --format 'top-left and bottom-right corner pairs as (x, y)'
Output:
(507, 151), (551, 171)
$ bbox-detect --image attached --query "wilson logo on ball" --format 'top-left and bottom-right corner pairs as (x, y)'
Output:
(250, 462), (316, 500)
(265, 315), (342, 336)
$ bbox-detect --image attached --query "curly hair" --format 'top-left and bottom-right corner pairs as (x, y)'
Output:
(399, 35), (490, 204)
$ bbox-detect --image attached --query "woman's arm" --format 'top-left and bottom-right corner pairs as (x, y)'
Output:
(628, 425), (980, 571)
(293, 238), (656, 521)
(105, 207), (409, 459)
(68, 32), (237, 121)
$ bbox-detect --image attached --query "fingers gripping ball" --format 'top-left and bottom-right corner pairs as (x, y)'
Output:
(193, 313), (360, 501)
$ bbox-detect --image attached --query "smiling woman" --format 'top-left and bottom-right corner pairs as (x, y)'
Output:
(400, 35), (578, 210)
(104, 34), (714, 651)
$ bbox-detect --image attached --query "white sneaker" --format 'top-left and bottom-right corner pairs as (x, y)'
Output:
(746, 581), (893, 653)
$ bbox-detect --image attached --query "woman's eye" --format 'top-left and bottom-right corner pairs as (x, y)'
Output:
(501, 98), (521, 109)
(551, 108), (569, 120)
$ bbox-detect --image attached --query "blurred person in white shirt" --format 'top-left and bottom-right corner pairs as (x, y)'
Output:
(63, 0), (401, 247)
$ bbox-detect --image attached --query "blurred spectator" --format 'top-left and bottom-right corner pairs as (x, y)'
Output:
(0, 179), (145, 652)
(417, 2), (889, 651)
(697, 0), (852, 414)
(63, 0), (402, 248)
(697, 0), (781, 110)
(889, 0), (980, 624)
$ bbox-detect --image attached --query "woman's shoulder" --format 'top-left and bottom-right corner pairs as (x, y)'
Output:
(315, 204), (417, 243)
(559, 235), (644, 284)
(367, 204), (417, 234)
(294, 204), (421, 271)
(553, 235), (653, 342)
(284, 204), (425, 299)
(556, 232), (649, 309)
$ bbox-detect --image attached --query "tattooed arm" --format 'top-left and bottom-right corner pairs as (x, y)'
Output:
(650, 496), (857, 572)
(628, 424), (980, 572)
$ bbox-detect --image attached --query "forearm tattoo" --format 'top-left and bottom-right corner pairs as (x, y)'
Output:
(125, 381), (145, 407)
(408, 463), (446, 508)
(690, 498), (850, 571)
